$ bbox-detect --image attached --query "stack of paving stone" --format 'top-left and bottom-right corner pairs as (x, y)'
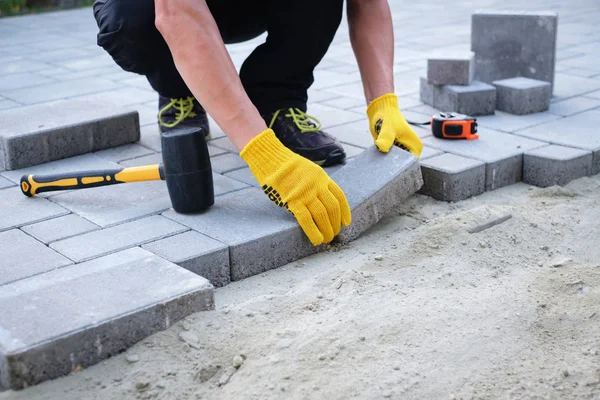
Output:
(420, 10), (557, 116)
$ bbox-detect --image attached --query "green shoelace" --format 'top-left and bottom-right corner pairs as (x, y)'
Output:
(269, 108), (322, 133)
(158, 96), (197, 128)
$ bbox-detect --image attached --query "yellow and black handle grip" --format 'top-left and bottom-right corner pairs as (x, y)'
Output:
(20, 164), (165, 197)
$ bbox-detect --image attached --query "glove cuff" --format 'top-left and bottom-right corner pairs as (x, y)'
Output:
(366, 93), (398, 119)
(240, 128), (293, 181)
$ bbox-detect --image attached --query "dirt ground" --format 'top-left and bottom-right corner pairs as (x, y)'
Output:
(2, 176), (600, 400)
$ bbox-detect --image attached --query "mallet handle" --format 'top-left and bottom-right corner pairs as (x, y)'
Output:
(20, 164), (165, 197)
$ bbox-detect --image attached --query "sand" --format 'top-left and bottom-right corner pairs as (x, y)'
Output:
(2, 176), (599, 400)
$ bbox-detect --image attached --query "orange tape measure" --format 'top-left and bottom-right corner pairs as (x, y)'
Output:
(408, 112), (479, 140)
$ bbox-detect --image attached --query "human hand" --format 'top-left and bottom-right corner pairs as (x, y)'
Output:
(240, 129), (351, 246)
(366, 93), (423, 157)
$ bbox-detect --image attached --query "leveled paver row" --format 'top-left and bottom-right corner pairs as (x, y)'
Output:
(1, 0), (600, 391)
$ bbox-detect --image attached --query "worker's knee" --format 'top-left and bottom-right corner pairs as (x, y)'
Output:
(93, 0), (156, 73)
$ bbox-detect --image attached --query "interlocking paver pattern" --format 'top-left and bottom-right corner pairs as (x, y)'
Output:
(1, 0), (599, 389)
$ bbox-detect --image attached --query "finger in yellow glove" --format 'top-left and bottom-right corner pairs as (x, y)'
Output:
(366, 93), (423, 157)
(240, 129), (351, 246)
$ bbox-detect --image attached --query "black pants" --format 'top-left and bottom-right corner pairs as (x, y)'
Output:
(93, 0), (343, 114)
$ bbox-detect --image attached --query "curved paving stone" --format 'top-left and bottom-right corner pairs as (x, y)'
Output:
(0, 248), (214, 390)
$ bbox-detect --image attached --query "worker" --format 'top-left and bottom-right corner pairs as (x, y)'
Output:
(92, 0), (423, 246)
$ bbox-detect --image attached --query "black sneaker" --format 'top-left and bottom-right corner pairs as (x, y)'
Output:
(158, 95), (210, 139)
(264, 108), (346, 167)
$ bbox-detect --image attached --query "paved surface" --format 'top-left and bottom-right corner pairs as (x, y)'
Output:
(0, 0), (599, 390)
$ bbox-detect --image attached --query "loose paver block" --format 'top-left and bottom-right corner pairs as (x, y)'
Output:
(50, 215), (188, 262)
(0, 98), (140, 170)
(143, 231), (230, 287)
(492, 77), (552, 115)
(435, 81), (496, 116)
(418, 153), (486, 202)
(471, 11), (558, 90)
(523, 145), (593, 187)
(165, 146), (422, 280)
(427, 52), (474, 85)
(422, 129), (547, 191)
(0, 187), (69, 232)
(0, 229), (72, 286)
(0, 247), (214, 390)
(21, 214), (99, 244)
(515, 110), (600, 174)
(164, 188), (322, 281)
(331, 146), (423, 244)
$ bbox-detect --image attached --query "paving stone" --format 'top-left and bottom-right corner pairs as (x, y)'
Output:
(420, 146), (444, 160)
(585, 90), (600, 100)
(4, 77), (121, 105)
(427, 52), (474, 85)
(548, 96), (600, 117)
(224, 167), (260, 188)
(94, 144), (154, 163)
(471, 11), (558, 90)
(142, 231), (230, 287)
(331, 146), (423, 244)
(475, 111), (561, 133)
(320, 96), (365, 110)
(0, 72), (55, 91)
(139, 124), (162, 152)
(0, 229), (73, 286)
(553, 74), (600, 99)
(418, 153), (486, 202)
(492, 77), (552, 115)
(21, 214), (100, 244)
(306, 103), (364, 129)
(0, 99), (20, 111)
(422, 129), (548, 191)
(208, 145), (227, 157)
(119, 152), (163, 168)
(164, 188), (322, 281)
(50, 215), (188, 262)
(51, 180), (173, 227)
(435, 81), (496, 116)
(0, 175), (15, 189)
(0, 187), (69, 232)
(523, 145), (593, 188)
(515, 110), (600, 174)
(212, 172), (249, 196)
(0, 247), (214, 390)
(210, 136), (239, 153)
(312, 69), (362, 90)
(74, 87), (158, 107)
(0, 99), (140, 170)
(0, 59), (50, 75)
(211, 153), (247, 174)
(419, 77), (436, 107)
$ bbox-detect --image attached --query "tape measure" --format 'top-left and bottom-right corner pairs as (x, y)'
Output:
(408, 112), (479, 140)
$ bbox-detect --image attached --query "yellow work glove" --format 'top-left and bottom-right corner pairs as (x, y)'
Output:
(366, 93), (423, 157)
(240, 129), (351, 246)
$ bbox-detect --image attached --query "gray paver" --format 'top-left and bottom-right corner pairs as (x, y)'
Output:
(435, 81), (496, 116)
(548, 96), (600, 117)
(471, 11), (558, 90)
(0, 72), (55, 91)
(553, 73), (600, 99)
(331, 146), (423, 244)
(0, 229), (72, 286)
(210, 136), (239, 153)
(492, 77), (552, 115)
(0, 99), (20, 111)
(21, 214), (100, 244)
(475, 111), (561, 133)
(211, 153), (247, 174)
(422, 128), (548, 191)
(212, 172), (249, 196)
(328, 122), (374, 149)
(515, 110), (600, 174)
(139, 124), (162, 152)
(94, 144), (154, 163)
(420, 146), (444, 160)
(427, 52), (474, 85)
(0, 175), (15, 189)
(0, 247), (214, 390)
(4, 77), (121, 105)
(307, 103), (365, 129)
(0, 187), (69, 232)
(0, 99), (140, 170)
(419, 77), (436, 106)
(523, 145), (593, 188)
(0, 59), (50, 75)
(142, 231), (230, 287)
(224, 167), (260, 188)
(51, 181), (172, 227)
(164, 188), (322, 281)
(418, 153), (486, 202)
(50, 215), (188, 262)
